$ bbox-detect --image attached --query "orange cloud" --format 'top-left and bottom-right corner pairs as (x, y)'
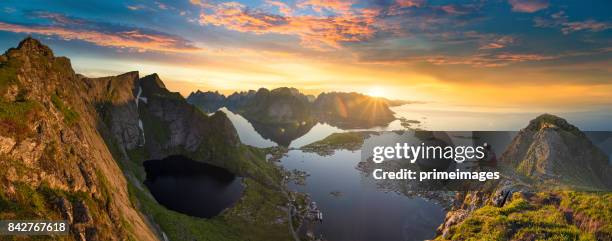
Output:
(297, 0), (354, 14)
(479, 36), (516, 50)
(0, 22), (199, 52)
(396, 0), (424, 8)
(427, 53), (556, 67)
(199, 2), (379, 50)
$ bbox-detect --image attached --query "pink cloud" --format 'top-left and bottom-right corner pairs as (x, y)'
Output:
(534, 11), (610, 35)
(479, 36), (516, 50)
(561, 20), (611, 34)
(0, 22), (199, 52)
(508, 0), (548, 13)
(155, 2), (168, 10)
(198, 2), (379, 50)
(427, 52), (556, 67)
(34, 12), (86, 25)
(396, 0), (425, 8)
(297, 0), (354, 14)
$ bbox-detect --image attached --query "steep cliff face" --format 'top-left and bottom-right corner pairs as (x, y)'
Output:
(85, 71), (143, 150)
(88, 72), (290, 241)
(0, 38), (159, 240)
(137, 74), (241, 160)
(86, 68), (278, 186)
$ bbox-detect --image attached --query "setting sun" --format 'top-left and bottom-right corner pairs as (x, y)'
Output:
(367, 87), (386, 97)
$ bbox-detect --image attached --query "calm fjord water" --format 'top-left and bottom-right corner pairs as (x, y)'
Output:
(179, 105), (610, 240)
(220, 108), (447, 240)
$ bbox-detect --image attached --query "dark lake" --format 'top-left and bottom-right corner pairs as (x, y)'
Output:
(143, 155), (244, 218)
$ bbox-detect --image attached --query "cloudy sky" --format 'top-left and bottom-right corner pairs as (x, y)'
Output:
(0, 0), (610, 111)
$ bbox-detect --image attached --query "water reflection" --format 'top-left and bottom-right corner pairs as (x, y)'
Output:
(248, 119), (317, 147)
(281, 150), (446, 241)
(220, 108), (276, 148)
(216, 105), (612, 240)
(218, 108), (401, 147)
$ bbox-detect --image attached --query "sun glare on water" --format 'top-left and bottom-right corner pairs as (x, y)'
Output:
(367, 87), (386, 97)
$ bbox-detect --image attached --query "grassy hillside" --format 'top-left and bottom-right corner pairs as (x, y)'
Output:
(438, 191), (611, 241)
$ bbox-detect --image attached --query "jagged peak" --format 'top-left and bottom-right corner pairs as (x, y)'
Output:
(256, 87), (270, 93)
(118, 71), (139, 79)
(15, 37), (54, 57)
(187, 90), (226, 100)
(525, 113), (582, 134)
(139, 73), (166, 90)
(187, 91), (198, 97)
(271, 87), (301, 95)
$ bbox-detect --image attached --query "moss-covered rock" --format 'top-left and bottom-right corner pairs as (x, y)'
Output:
(438, 192), (610, 241)
(0, 37), (159, 241)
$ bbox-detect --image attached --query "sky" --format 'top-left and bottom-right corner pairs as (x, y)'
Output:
(0, 0), (610, 112)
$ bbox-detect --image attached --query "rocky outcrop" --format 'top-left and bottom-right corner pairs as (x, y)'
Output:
(85, 71), (143, 150)
(501, 114), (611, 190)
(0, 37), (159, 240)
(85, 69), (275, 185)
(434, 114), (612, 240)
(135, 73), (241, 160)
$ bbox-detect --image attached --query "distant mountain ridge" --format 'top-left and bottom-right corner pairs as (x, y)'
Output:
(187, 87), (406, 129)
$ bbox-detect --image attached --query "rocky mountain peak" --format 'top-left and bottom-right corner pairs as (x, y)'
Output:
(502, 114), (611, 190)
(1, 38), (160, 241)
(14, 36), (54, 58)
(84, 71), (140, 104)
(139, 73), (167, 95)
(525, 113), (582, 135)
(122, 70), (140, 80)
(271, 87), (300, 96)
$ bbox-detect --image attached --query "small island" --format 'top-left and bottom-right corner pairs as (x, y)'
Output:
(300, 132), (375, 156)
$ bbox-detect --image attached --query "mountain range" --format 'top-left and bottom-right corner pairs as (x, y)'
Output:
(0, 38), (291, 241)
(187, 87), (406, 129)
(1, 38), (609, 241)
